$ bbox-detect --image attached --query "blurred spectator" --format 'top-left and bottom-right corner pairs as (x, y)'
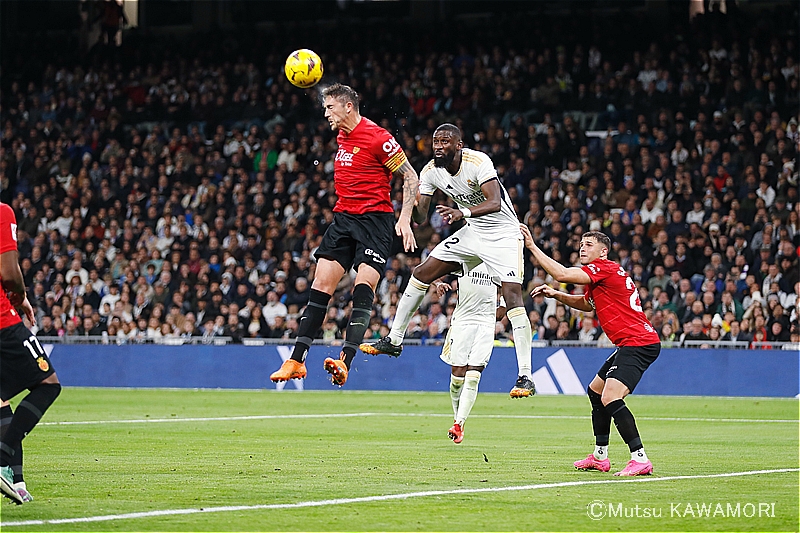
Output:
(1, 4), (796, 348)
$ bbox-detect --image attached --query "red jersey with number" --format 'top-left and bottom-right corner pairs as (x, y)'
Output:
(581, 258), (659, 347)
(333, 117), (408, 215)
(0, 202), (23, 329)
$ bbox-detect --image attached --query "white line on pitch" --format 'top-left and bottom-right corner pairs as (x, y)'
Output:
(3, 468), (797, 527)
(38, 412), (798, 426)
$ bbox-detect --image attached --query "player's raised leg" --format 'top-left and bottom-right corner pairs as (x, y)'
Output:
(325, 262), (380, 386)
(270, 259), (341, 382)
(360, 256), (456, 356)
(502, 283), (535, 398)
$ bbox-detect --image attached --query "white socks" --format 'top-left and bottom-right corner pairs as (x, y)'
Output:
(593, 445), (608, 460)
(449, 375), (465, 418)
(507, 306), (532, 378)
(388, 276), (429, 345)
(455, 370), (481, 426)
(632, 448), (649, 463)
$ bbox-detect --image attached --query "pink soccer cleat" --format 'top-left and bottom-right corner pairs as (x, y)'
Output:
(448, 422), (464, 444)
(614, 459), (653, 476)
(574, 454), (611, 472)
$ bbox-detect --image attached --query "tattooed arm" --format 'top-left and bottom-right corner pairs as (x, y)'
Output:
(392, 160), (419, 252)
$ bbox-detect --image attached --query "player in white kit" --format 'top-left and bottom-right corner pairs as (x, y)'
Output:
(360, 123), (535, 398)
(436, 263), (505, 443)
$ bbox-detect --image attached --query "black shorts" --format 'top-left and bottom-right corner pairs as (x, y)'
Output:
(1, 323), (56, 400)
(596, 343), (660, 393)
(314, 212), (394, 274)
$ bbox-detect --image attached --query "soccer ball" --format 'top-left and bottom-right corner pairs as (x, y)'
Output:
(284, 49), (323, 89)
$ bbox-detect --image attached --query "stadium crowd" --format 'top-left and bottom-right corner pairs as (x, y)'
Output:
(1, 4), (798, 347)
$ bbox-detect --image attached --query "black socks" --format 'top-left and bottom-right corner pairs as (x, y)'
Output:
(0, 404), (22, 482)
(0, 384), (62, 469)
(588, 388), (610, 447)
(290, 289), (331, 363)
(605, 398), (643, 452)
(341, 284), (375, 368)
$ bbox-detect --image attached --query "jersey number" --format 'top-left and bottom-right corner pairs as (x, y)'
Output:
(443, 237), (460, 249)
(624, 276), (643, 313)
(23, 336), (45, 359)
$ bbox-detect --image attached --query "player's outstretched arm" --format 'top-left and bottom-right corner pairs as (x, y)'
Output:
(393, 160), (419, 252)
(530, 284), (594, 312)
(519, 224), (591, 285)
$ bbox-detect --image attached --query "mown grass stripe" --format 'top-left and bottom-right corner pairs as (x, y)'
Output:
(3, 468), (797, 527)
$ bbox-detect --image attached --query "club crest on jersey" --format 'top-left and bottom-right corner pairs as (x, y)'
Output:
(353, 147), (360, 154)
(335, 148), (355, 167)
(37, 357), (49, 372)
(466, 178), (477, 188)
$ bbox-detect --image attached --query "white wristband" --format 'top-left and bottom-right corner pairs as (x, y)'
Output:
(459, 207), (472, 219)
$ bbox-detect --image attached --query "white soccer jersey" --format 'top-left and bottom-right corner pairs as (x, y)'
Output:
(419, 148), (519, 241)
(451, 263), (499, 327)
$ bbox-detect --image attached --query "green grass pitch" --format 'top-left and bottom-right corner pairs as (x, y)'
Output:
(0, 388), (797, 531)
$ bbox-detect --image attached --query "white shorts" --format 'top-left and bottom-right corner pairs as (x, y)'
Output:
(439, 323), (495, 368)
(429, 224), (524, 284)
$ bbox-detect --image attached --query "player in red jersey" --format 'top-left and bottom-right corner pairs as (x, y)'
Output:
(0, 202), (61, 504)
(270, 83), (419, 387)
(521, 226), (659, 476)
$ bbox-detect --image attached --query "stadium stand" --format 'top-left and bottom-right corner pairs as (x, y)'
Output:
(1, 2), (797, 349)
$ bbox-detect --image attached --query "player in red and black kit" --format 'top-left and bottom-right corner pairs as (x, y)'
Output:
(521, 226), (659, 476)
(0, 202), (61, 504)
(270, 83), (419, 387)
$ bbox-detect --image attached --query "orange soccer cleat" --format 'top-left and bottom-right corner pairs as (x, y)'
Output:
(269, 359), (307, 382)
(323, 354), (348, 387)
(509, 375), (536, 398)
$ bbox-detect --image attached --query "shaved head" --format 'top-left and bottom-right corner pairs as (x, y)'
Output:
(434, 123), (462, 141)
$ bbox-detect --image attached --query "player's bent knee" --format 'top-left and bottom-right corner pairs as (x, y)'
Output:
(601, 389), (625, 406)
(413, 259), (454, 284)
(464, 370), (481, 387)
(451, 366), (467, 377)
(588, 376), (604, 395)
